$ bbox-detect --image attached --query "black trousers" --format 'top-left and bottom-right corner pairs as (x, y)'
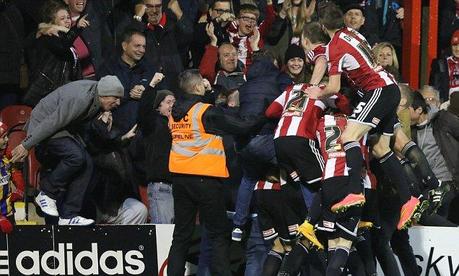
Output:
(167, 175), (231, 276)
(372, 191), (419, 276)
(36, 137), (93, 218)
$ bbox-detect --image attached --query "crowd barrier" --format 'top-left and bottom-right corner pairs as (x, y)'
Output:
(0, 225), (457, 275)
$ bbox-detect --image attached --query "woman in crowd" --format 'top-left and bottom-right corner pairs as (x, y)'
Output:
(24, 0), (89, 106)
(279, 44), (310, 90)
(373, 41), (401, 81)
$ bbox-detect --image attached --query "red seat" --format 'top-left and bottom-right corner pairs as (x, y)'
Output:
(0, 105), (31, 129)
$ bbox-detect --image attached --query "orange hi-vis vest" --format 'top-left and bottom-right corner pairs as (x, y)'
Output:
(169, 102), (229, 178)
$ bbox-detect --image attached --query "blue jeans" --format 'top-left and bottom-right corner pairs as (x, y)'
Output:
(245, 216), (271, 276)
(233, 135), (277, 227)
(147, 182), (174, 224)
(300, 184), (315, 210)
(36, 137), (93, 218)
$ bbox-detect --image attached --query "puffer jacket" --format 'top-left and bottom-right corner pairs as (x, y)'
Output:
(238, 57), (283, 135)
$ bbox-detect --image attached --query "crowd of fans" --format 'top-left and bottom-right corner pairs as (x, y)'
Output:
(1, 0), (459, 275)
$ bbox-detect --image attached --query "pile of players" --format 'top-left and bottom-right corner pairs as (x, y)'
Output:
(247, 3), (446, 275)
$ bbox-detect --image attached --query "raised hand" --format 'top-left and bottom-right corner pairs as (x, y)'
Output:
(216, 12), (236, 23)
(150, 72), (165, 88)
(168, 0), (183, 19)
(121, 124), (138, 141)
(304, 0), (316, 21)
(77, 14), (90, 28)
(279, 0), (292, 18)
(130, 85), (145, 100)
(206, 22), (218, 46)
(248, 27), (260, 51)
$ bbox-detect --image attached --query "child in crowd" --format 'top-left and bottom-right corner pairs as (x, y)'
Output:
(0, 121), (25, 234)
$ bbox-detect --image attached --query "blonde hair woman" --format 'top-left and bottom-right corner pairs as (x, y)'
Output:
(373, 42), (401, 81)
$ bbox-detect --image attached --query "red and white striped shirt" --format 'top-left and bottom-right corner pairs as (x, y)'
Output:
(447, 56), (459, 95)
(327, 27), (395, 92)
(265, 83), (327, 139)
(254, 180), (282, 191)
(316, 115), (372, 182)
(306, 45), (326, 65)
(226, 5), (275, 69)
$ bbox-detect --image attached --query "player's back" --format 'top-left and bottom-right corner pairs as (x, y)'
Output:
(327, 27), (395, 91)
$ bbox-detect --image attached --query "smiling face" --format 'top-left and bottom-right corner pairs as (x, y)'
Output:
(122, 34), (146, 65)
(218, 44), (238, 72)
(54, 9), (71, 28)
(65, 0), (86, 15)
(287, 57), (304, 76)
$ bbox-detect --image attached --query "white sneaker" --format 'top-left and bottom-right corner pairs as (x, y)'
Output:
(58, 216), (95, 226)
(35, 192), (59, 217)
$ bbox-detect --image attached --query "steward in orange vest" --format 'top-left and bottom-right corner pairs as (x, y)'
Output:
(169, 101), (229, 178)
(166, 70), (264, 276)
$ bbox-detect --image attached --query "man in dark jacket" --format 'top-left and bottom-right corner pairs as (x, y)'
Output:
(139, 88), (175, 224)
(199, 39), (246, 88)
(232, 53), (282, 240)
(98, 29), (155, 134)
(88, 110), (148, 225)
(11, 76), (124, 226)
(191, 0), (233, 67)
(132, 0), (193, 90)
(409, 91), (459, 219)
(167, 69), (263, 276)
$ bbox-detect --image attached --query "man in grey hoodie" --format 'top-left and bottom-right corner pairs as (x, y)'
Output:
(11, 75), (124, 226)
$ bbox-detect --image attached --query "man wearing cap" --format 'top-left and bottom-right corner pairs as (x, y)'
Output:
(11, 76), (124, 226)
(343, 3), (379, 46)
(138, 88), (175, 224)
